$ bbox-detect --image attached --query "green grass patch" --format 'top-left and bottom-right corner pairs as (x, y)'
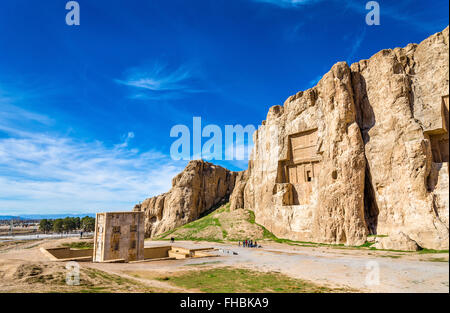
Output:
(418, 248), (449, 254)
(248, 210), (256, 224)
(159, 267), (350, 293)
(357, 241), (375, 248)
(182, 217), (220, 230)
(155, 204), (230, 242)
(185, 261), (223, 266)
(423, 257), (448, 262)
(61, 241), (93, 249)
(367, 247), (449, 254)
(156, 228), (177, 240)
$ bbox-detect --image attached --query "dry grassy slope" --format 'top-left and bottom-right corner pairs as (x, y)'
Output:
(156, 203), (266, 242)
(0, 260), (164, 293)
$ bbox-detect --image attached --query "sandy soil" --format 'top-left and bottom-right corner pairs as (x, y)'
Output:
(0, 238), (166, 293)
(0, 237), (448, 293)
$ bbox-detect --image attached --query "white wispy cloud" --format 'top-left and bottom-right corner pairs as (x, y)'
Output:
(0, 86), (54, 127)
(114, 131), (135, 149)
(346, 28), (366, 63)
(0, 98), (185, 215)
(252, 0), (442, 34)
(116, 62), (204, 100)
(308, 74), (323, 88)
(0, 102), (53, 127)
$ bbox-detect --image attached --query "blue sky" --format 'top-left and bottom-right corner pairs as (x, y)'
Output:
(0, 0), (448, 215)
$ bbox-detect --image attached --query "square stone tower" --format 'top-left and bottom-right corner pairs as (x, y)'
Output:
(93, 211), (145, 263)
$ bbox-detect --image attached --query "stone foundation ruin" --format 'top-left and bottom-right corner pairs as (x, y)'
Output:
(40, 211), (218, 263)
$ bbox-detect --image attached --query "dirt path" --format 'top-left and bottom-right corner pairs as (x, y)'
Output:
(0, 238), (447, 293)
(144, 240), (449, 293)
(84, 262), (192, 292)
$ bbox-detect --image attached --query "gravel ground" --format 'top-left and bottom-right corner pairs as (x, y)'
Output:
(0, 238), (447, 293)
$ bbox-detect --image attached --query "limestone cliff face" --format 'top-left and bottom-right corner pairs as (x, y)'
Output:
(230, 26), (449, 250)
(351, 27), (449, 250)
(133, 160), (237, 238)
(136, 27), (449, 251)
(234, 62), (368, 246)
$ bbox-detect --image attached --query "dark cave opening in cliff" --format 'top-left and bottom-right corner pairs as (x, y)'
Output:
(364, 163), (379, 235)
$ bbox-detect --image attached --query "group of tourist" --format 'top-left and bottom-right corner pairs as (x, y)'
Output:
(239, 239), (260, 248)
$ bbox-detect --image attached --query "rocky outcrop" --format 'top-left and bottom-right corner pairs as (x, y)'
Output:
(374, 232), (420, 252)
(135, 27), (449, 251)
(229, 170), (249, 211)
(350, 27), (449, 250)
(231, 27), (449, 250)
(234, 62), (368, 246)
(133, 160), (237, 238)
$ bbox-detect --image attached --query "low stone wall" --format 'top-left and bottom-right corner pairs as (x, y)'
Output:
(144, 246), (216, 260)
(40, 247), (93, 261)
(41, 245), (217, 262)
(143, 246), (171, 259)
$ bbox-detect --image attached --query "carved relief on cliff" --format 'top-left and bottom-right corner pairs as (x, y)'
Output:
(276, 128), (322, 206)
(426, 95), (449, 163)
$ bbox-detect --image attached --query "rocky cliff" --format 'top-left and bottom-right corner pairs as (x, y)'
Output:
(135, 27), (449, 251)
(233, 62), (368, 246)
(230, 26), (449, 250)
(133, 160), (237, 238)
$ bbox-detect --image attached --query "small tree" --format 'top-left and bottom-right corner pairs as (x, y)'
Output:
(75, 217), (81, 229)
(62, 217), (77, 232)
(81, 216), (95, 232)
(39, 219), (53, 233)
(53, 219), (63, 233)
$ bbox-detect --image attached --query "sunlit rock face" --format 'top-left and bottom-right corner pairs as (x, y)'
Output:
(350, 26), (449, 250)
(232, 27), (449, 250)
(133, 160), (237, 238)
(136, 27), (449, 251)
(238, 61), (368, 246)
